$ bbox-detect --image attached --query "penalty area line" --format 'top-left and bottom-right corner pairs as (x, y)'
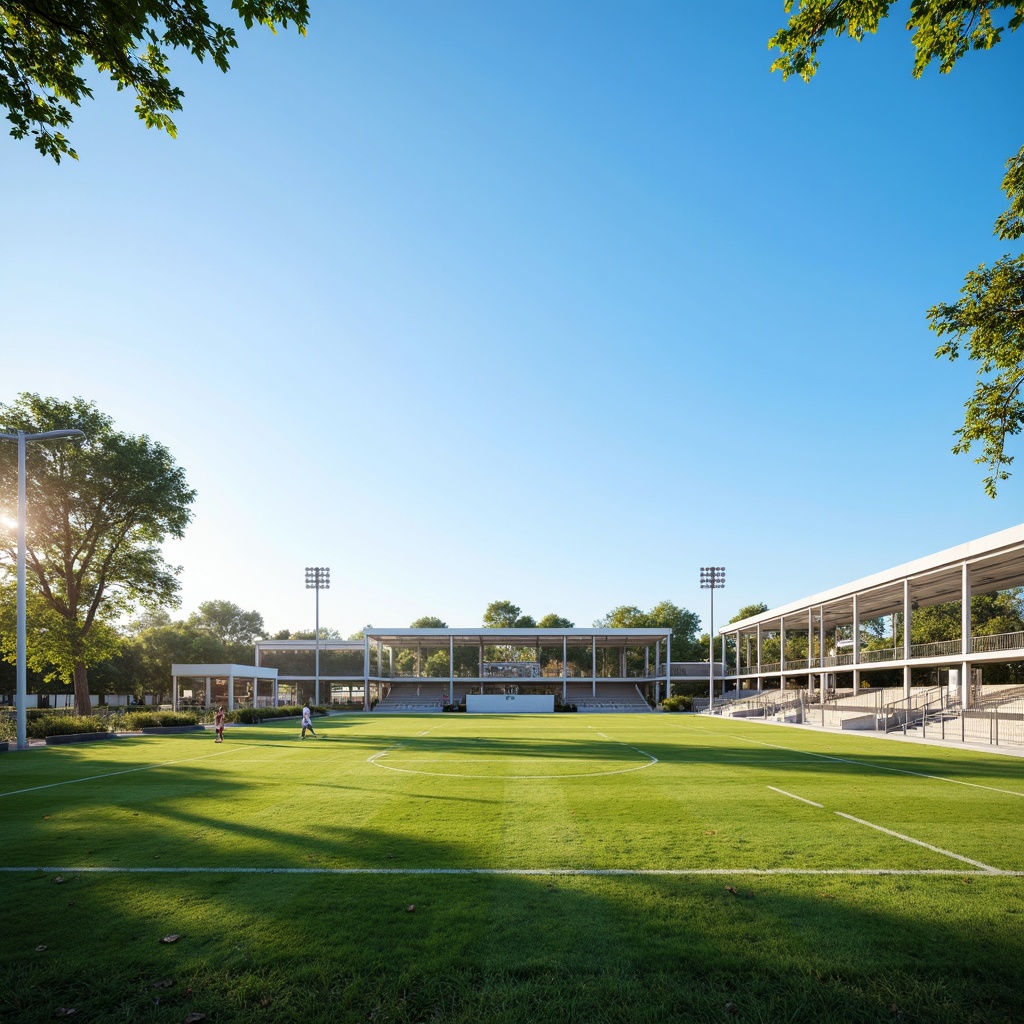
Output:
(767, 786), (823, 808)
(834, 812), (1000, 873)
(1, 865), (1021, 877)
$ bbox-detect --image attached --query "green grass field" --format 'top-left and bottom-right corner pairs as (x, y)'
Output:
(2, 713), (1023, 1023)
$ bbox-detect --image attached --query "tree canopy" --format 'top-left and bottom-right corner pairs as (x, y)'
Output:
(0, 394), (195, 714)
(771, 1), (1024, 495)
(594, 601), (703, 661)
(1, 0), (309, 162)
(188, 599), (266, 652)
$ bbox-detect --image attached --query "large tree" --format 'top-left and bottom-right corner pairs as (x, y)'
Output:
(770, 2), (1024, 495)
(1, 0), (309, 162)
(188, 598), (266, 660)
(0, 394), (195, 714)
(594, 601), (703, 662)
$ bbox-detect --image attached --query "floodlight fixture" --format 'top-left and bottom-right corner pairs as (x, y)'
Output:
(699, 565), (726, 710)
(304, 566), (330, 704)
(0, 428), (86, 750)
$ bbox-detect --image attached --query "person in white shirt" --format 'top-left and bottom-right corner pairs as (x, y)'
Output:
(301, 705), (317, 739)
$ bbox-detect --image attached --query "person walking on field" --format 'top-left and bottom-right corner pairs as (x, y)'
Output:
(214, 706), (226, 743)
(301, 704), (317, 739)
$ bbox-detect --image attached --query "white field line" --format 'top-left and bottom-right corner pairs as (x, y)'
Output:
(1, 865), (1021, 877)
(670, 722), (1024, 798)
(767, 786), (823, 808)
(0, 745), (258, 799)
(763, 782), (1003, 871)
(834, 812), (1000, 872)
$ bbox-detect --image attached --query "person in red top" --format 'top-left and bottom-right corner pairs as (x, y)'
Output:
(215, 706), (226, 743)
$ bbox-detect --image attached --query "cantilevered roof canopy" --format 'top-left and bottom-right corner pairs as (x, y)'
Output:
(363, 627), (671, 648)
(722, 523), (1024, 634)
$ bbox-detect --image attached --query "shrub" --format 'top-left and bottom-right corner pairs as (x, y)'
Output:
(661, 695), (693, 712)
(554, 702), (577, 713)
(27, 714), (109, 739)
(118, 711), (199, 730)
(442, 703), (466, 713)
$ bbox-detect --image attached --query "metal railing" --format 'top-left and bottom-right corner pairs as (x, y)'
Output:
(972, 631), (1024, 654)
(860, 647), (898, 663)
(909, 639), (963, 659)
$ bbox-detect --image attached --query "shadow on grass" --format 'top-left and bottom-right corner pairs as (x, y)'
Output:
(1, 824), (1023, 1024)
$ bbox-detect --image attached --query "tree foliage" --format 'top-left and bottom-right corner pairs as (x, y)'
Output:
(771, 2), (1024, 494)
(188, 599), (266, 652)
(594, 601), (703, 661)
(0, 394), (195, 713)
(769, 1), (1023, 83)
(0, 0), (309, 162)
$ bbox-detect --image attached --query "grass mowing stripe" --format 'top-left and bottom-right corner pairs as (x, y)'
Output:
(767, 785), (823, 807)
(3, 865), (1022, 875)
(672, 721), (1024, 796)
(834, 811), (1001, 871)
(0, 744), (258, 798)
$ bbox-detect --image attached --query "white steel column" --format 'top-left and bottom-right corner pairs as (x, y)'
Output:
(961, 561), (971, 706)
(205, 676), (211, 708)
(720, 632), (727, 697)
(852, 594), (861, 695)
(449, 635), (455, 705)
(653, 639), (660, 702)
(563, 635), (568, 703)
(363, 635), (370, 711)
(808, 608), (815, 700)
(592, 636), (597, 698)
(666, 632), (672, 699)
(228, 672), (235, 711)
(779, 615), (786, 690)
(756, 622), (762, 693)
(903, 579), (912, 698)
(819, 607), (826, 698)
(172, 675), (178, 711)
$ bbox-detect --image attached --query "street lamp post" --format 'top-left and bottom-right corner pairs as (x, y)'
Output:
(305, 566), (330, 706)
(0, 429), (85, 750)
(700, 566), (726, 712)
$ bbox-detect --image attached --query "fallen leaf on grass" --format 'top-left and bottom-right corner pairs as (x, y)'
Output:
(152, 979), (175, 989)
(725, 1000), (739, 1014)
(43, 815), (51, 819)
(962, 877), (974, 884)
(817, 892), (836, 899)
(52, 1009), (76, 1018)
(406, 905), (416, 913)
(703, 830), (718, 836)
(159, 934), (180, 944)
(35, 945), (48, 952)
(725, 886), (738, 895)
(260, 996), (273, 1007)
(53, 876), (66, 884)
(183, 1013), (207, 1023)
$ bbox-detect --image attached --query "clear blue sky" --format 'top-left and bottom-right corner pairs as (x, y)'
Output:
(3, 2), (1023, 637)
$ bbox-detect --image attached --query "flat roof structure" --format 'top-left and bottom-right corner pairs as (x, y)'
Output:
(257, 628), (677, 709)
(718, 523), (1024, 701)
(171, 663), (279, 711)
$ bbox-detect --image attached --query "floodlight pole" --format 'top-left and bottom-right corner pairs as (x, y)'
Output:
(700, 566), (726, 712)
(0, 429), (85, 750)
(305, 566), (330, 706)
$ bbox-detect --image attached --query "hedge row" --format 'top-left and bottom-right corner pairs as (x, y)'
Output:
(26, 714), (110, 739)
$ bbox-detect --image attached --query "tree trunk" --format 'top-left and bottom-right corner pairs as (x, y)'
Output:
(73, 662), (91, 717)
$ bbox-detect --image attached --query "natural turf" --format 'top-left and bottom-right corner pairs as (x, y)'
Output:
(1, 714), (1023, 1023)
